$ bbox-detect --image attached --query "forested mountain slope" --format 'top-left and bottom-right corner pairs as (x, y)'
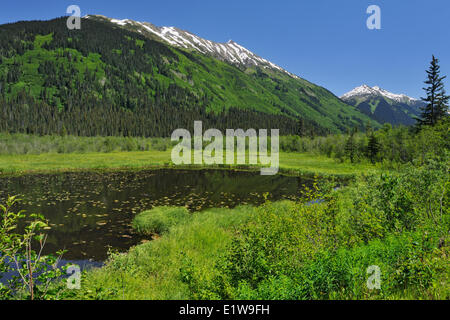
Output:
(0, 17), (379, 137)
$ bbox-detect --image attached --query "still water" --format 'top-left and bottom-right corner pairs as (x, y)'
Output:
(0, 169), (310, 262)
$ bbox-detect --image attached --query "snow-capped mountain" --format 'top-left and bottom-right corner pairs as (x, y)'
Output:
(341, 85), (424, 126)
(84, 15), (299, 79)
(341, 85), (419, 104)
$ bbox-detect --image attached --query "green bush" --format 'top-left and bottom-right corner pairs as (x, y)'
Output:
(227, 232), (449, 300)
(185, 158), (449, 300)
(132, 206), (191, 235)
(216, 201), (335, 289)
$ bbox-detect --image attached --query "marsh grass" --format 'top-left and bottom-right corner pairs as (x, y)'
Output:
(74, 205), (256, 300)
(132, 206), (190, 235)
(0, 150), (375, 178)
(0, 133), (381, 178)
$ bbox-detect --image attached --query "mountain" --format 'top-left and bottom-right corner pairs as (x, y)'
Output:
(0, 16), (379, 137)
(85, 15), (299, 79)
(341, 85), (424, 125)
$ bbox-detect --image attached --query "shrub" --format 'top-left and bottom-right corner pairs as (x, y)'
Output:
(204, 232), (448, 300)
(0, 196), (68, 300)
(190, 158), (449, 300)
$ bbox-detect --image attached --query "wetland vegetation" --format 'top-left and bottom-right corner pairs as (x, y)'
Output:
(58, 159), (449, 300)
(0, 119), (448, 300)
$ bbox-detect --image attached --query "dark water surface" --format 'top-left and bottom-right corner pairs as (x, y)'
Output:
(0, 169), (310, 262)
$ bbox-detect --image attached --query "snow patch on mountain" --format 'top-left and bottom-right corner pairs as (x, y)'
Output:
(84, 15), (299, 79)
(341, 85), (419, 104)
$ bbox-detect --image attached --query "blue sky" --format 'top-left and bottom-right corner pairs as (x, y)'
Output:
(1, 0), (449, 98)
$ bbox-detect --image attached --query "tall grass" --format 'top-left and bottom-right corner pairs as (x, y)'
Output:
(73, 206), (256, 300)
(132, 206), (190, 235)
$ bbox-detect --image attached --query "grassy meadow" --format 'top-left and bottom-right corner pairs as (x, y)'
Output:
(0, 150), (376, 177)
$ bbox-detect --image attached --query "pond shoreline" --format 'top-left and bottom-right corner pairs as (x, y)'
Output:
(0, 162), (357, 182)
(0, 151), (376, 179)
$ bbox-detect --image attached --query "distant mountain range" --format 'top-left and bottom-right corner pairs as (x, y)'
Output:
(341, 85), (424, 125)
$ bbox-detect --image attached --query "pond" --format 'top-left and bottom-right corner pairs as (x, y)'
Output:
(0, 169), (312, 263)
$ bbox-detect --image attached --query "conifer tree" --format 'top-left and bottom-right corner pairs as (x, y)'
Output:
(365, 121), (373, 135)
(345, 127), (357, 163)
(297, 118), (305, 137)
(367, 133), (380, 164)
(436, 87), (449, 120)
(418, 55), (449, 127)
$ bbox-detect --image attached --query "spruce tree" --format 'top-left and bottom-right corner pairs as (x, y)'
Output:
(418, 55), (449, 127)
(297, 118), (305, 137)
(365, 120), (373, 135)
(345, 128), (357, 163)
(436, 87), (449, 120)
(367, 133), (380, 164)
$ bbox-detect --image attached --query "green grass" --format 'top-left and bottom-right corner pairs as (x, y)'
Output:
(278, 152), (377, 177)
(0, 151), (172, 175)
(0, 150), (376, 178)
(74, 205), (256, 300)
(132, 206), (190, 235)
